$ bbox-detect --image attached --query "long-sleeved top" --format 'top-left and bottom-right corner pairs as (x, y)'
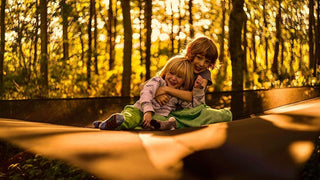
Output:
(134, 76), (205, 117)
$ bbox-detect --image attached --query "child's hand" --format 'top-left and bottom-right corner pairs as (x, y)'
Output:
(155, 86), (170, 105)
(194, 75), (207, 89)
(143, 112), (153, 128)
(155, 94), (170, 106)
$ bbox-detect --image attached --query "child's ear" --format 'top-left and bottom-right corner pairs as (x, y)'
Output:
(209, 64), (215, 69)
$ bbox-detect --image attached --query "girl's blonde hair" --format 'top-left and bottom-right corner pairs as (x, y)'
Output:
(185, 36), (218, 66)
(158, 56), (194, 90)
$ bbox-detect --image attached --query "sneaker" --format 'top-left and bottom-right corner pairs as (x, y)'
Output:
(100, 113), (124, 130)
(150, 117), (177, 130)
(93, 121), (102, 128)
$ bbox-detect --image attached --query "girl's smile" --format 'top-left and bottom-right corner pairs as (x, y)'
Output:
(165, 72), (184, 89)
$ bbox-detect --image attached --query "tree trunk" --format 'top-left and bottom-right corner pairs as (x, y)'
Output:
(0, 0), (5, 96)
(263, 0), (269, 69)
(219, 0), (226, 65)
(316, 0), (320, 67)
(139, 0), (143, 71)
(177, 1), (182, 53)
(108, 0), (116, 70)
(229, 0), (245, 118)
(251, 28), (257, 71)
(87, 0), (93, 88)
(214, 0), (227, 92)
(93, 0), (98, 75)
(272, 0), (281, 75)
(120, 0), (132, 97)
(309, 0), (315, 75)
(243, 10), (249, 88)
(62, 0), (69, 62)
(145, 0), (151, 81)
(189, 0), (194, 38)
(40, 0), (48, 97)
(170, 2), (174, 56)
(33, 0), (39, 76)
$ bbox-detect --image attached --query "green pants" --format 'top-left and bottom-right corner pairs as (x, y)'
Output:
(117, 105), (168, 130)
(169, 104), (233, 129)
(119, 104), (232, 130)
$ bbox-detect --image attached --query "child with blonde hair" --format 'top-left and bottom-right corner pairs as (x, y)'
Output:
(93, 56), (200, 130)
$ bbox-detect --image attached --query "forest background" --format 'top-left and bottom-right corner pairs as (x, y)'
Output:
(0, 0), (319, 100)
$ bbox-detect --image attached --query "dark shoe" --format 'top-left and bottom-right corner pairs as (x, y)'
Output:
(93, 121), (102, 128)
(100, 113), (124, 130)
(150, 117), (177, 130)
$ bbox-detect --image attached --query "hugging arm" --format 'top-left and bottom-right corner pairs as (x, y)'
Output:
(156, 86), (193, 102)
(157, 75), (208, 107)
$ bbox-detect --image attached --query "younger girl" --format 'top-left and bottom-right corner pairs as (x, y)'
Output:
(93, 56), (196, 130)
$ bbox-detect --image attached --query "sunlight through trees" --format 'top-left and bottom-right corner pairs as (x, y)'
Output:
(0, 0), (319, 99)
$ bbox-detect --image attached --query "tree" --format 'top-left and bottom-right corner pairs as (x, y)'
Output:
(145, 0), (151, 81)
(108, 0), (116, 70)
(0, 0), (5, 97)
(87, 0), (94, 88)
(189, 0), (194, 38)
(40, 0), (48, 97)
(309, 0), (315, 76)
(229, 0), (245, 117)
(272, 0), (282, 75)
(120, 0), (132, 97)
(316, 0), (320, 68)
(93, 0), (98, 75)
(61, 0), (69, 62)
(263, 0), (269, 69)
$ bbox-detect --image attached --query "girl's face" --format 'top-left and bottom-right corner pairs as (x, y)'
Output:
(192, 54), (211, 74)
(165, 72), (184, 89)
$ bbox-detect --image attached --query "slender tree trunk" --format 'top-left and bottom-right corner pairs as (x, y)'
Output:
(272, 0), (281, 75)
(139, 0), (143, 71)
(120, 0), (132, 97)
(214, 0), (227, 91)
(229, 0), (245, 118)
(87, 0), (93, 88)
(62, 0), (69, 61)
(108, 0), (115, 70)
(170, 2), (174, 56)
(145, 0), (151, 81)
(252, 28), (257, 71)
(79, 26), (85, 66)
(178, 1), (182, 53)
(40, 0), (48, 97)
(290, 38), (294, 76)
(243, 10), (248, 88)
(316, 0), (320, 67)
(33, 0), (39, 75)
(93, 0), (98, 75)
(243, 12), (248, 73)
(309, 0), (315, 75)
(219, 0), (226, 65)
(189, 0), (194, 38)
(263, 0), (269, 69)
(0, 0), (5, 96)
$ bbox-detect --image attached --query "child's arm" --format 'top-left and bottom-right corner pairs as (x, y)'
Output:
(156, 86), (193, 102)
(192, 76), (208, 106)
(156, 75), (209, 104)
(140, 77), (163, 114)
(143, 111), (153, 128)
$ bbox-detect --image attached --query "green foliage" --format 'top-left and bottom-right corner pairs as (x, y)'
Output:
(0, 140), (98, 180)
(1, 0), (320, 99)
